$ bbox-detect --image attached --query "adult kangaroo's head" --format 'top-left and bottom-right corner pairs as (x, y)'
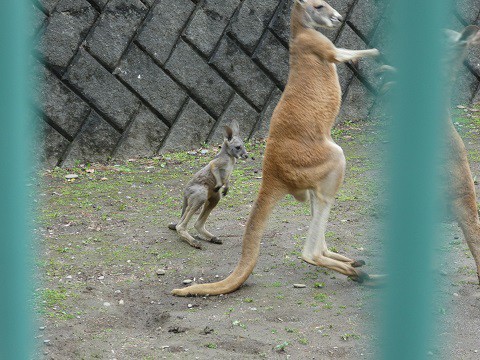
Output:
(294, 0), (343, 30)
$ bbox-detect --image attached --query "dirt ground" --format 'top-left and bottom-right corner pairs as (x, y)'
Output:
(35, 107), (480, 360)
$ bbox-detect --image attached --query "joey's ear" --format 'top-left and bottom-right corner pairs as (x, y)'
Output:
(224, 125), (233, 141)
(459, 25), (480, 44)
(229, 120), (240, 136)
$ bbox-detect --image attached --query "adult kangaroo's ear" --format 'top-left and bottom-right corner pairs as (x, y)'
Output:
(459, 25), (480, 44)
(224, 125), (233, 141)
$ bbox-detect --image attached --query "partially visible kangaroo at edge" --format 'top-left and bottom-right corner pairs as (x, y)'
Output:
(168, 120), (248, 249)
(172, 0), (380, 296)
(444, 26), (480, 282)
(378, 26), (480, 283)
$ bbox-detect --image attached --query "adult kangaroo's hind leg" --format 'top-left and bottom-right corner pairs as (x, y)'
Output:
(454, 193), (480, 283)
(194, 192), (222, 244)
(301, 154), (369, 282)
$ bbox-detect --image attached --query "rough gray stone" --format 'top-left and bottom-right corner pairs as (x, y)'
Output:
(452, 65), (478, 105)
(35, 63), (90, 138)
(210, 94), (259, 142)
(116, 44), (187, 124)
(38, 0), (60, 14)
(86, 0), (148, 70)
(210, 36), (274, 109)
(37, 118), (70, 168)
(165, 40), (233, 117)
(473, 86), (480, 104)
(66, 48), (141, 130)
(63, 111), (121, 166)
(254, 88), (282, 139)
(229, 0), (279, 54)
(336, 63), (354, 95)
(338, 77), (375, 123)
(455, 0), (480, 24)
(253, 30), (289, 87)
(87, 0), (108, 9)
(39, 0), (97, 73)
(114, 105), (169, 159)
(336, 23), (368, 53)
(136, 0), (195, 65)
(269, 0), (293, 46)
(184, 0), (241, 57)
(347, 0), (385, 38)
(160, 99), (215, 152)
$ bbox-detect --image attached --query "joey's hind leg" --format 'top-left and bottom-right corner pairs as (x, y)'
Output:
(176, 188), (207, 249)
(194, 192), (222, 244)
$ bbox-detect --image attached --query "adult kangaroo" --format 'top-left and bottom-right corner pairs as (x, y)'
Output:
(172, 0), (380, 296)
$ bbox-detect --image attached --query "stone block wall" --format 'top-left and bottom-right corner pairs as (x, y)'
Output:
(33, 0), (480, 167)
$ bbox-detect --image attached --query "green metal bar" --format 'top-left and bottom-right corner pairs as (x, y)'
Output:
(0, 1), (33, 359)
(383, 0), (451, 359)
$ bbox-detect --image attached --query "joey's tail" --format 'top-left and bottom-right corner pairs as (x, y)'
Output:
(172, 184), (284, 296)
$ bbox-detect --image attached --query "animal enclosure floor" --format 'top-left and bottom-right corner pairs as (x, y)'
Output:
(35, 109), (480, 359)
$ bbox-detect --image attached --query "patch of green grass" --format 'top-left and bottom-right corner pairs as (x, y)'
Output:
(271, 281), (283, 287)
(232, 320), (247, 329)
(204, 343), (218, 349)
(274, 341), (290, 352)
(313, 293), (328, 302)
(341, 333), (360, 341)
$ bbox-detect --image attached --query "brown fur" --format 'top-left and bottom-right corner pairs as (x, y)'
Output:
(172, 0), (379, 296)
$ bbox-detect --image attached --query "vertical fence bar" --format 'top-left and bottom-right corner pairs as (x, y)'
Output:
(0, 1), (32, 360)
(383, 0), (451, 359)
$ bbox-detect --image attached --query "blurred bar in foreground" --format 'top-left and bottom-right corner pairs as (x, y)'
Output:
(0, 2), (33, 360)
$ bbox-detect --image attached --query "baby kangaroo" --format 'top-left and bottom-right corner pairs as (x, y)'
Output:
(168, 120), (248, 249)
(173, 0), (380, 296)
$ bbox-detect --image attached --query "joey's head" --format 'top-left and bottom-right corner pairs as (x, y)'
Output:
(223, 120), (248, 160)
(294, 0), (343, 30)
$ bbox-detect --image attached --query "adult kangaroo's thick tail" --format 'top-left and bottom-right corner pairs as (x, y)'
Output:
(172, 185), (283, 296)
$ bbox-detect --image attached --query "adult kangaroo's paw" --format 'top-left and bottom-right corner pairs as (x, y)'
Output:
(351, 260), (366, 268)
(348, 269), (370, 283)
(168, 223), (177, 230)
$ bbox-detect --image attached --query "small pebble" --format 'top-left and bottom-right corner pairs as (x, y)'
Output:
(103, 302), (111, 307)
(293, 283), (306, 288)
(183, 279), (193, 284)
(98, 275), (105, 280)
(65, 174), (78, 180)
(187, 304), (193, 308)
(156, 269), (166, 276)
(118, 299), (124, 305)
(115, 290), (121, 294)
(453, 293), (459, 297)
(43, 340), (51, 345)
(39, 326), (45, 330)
